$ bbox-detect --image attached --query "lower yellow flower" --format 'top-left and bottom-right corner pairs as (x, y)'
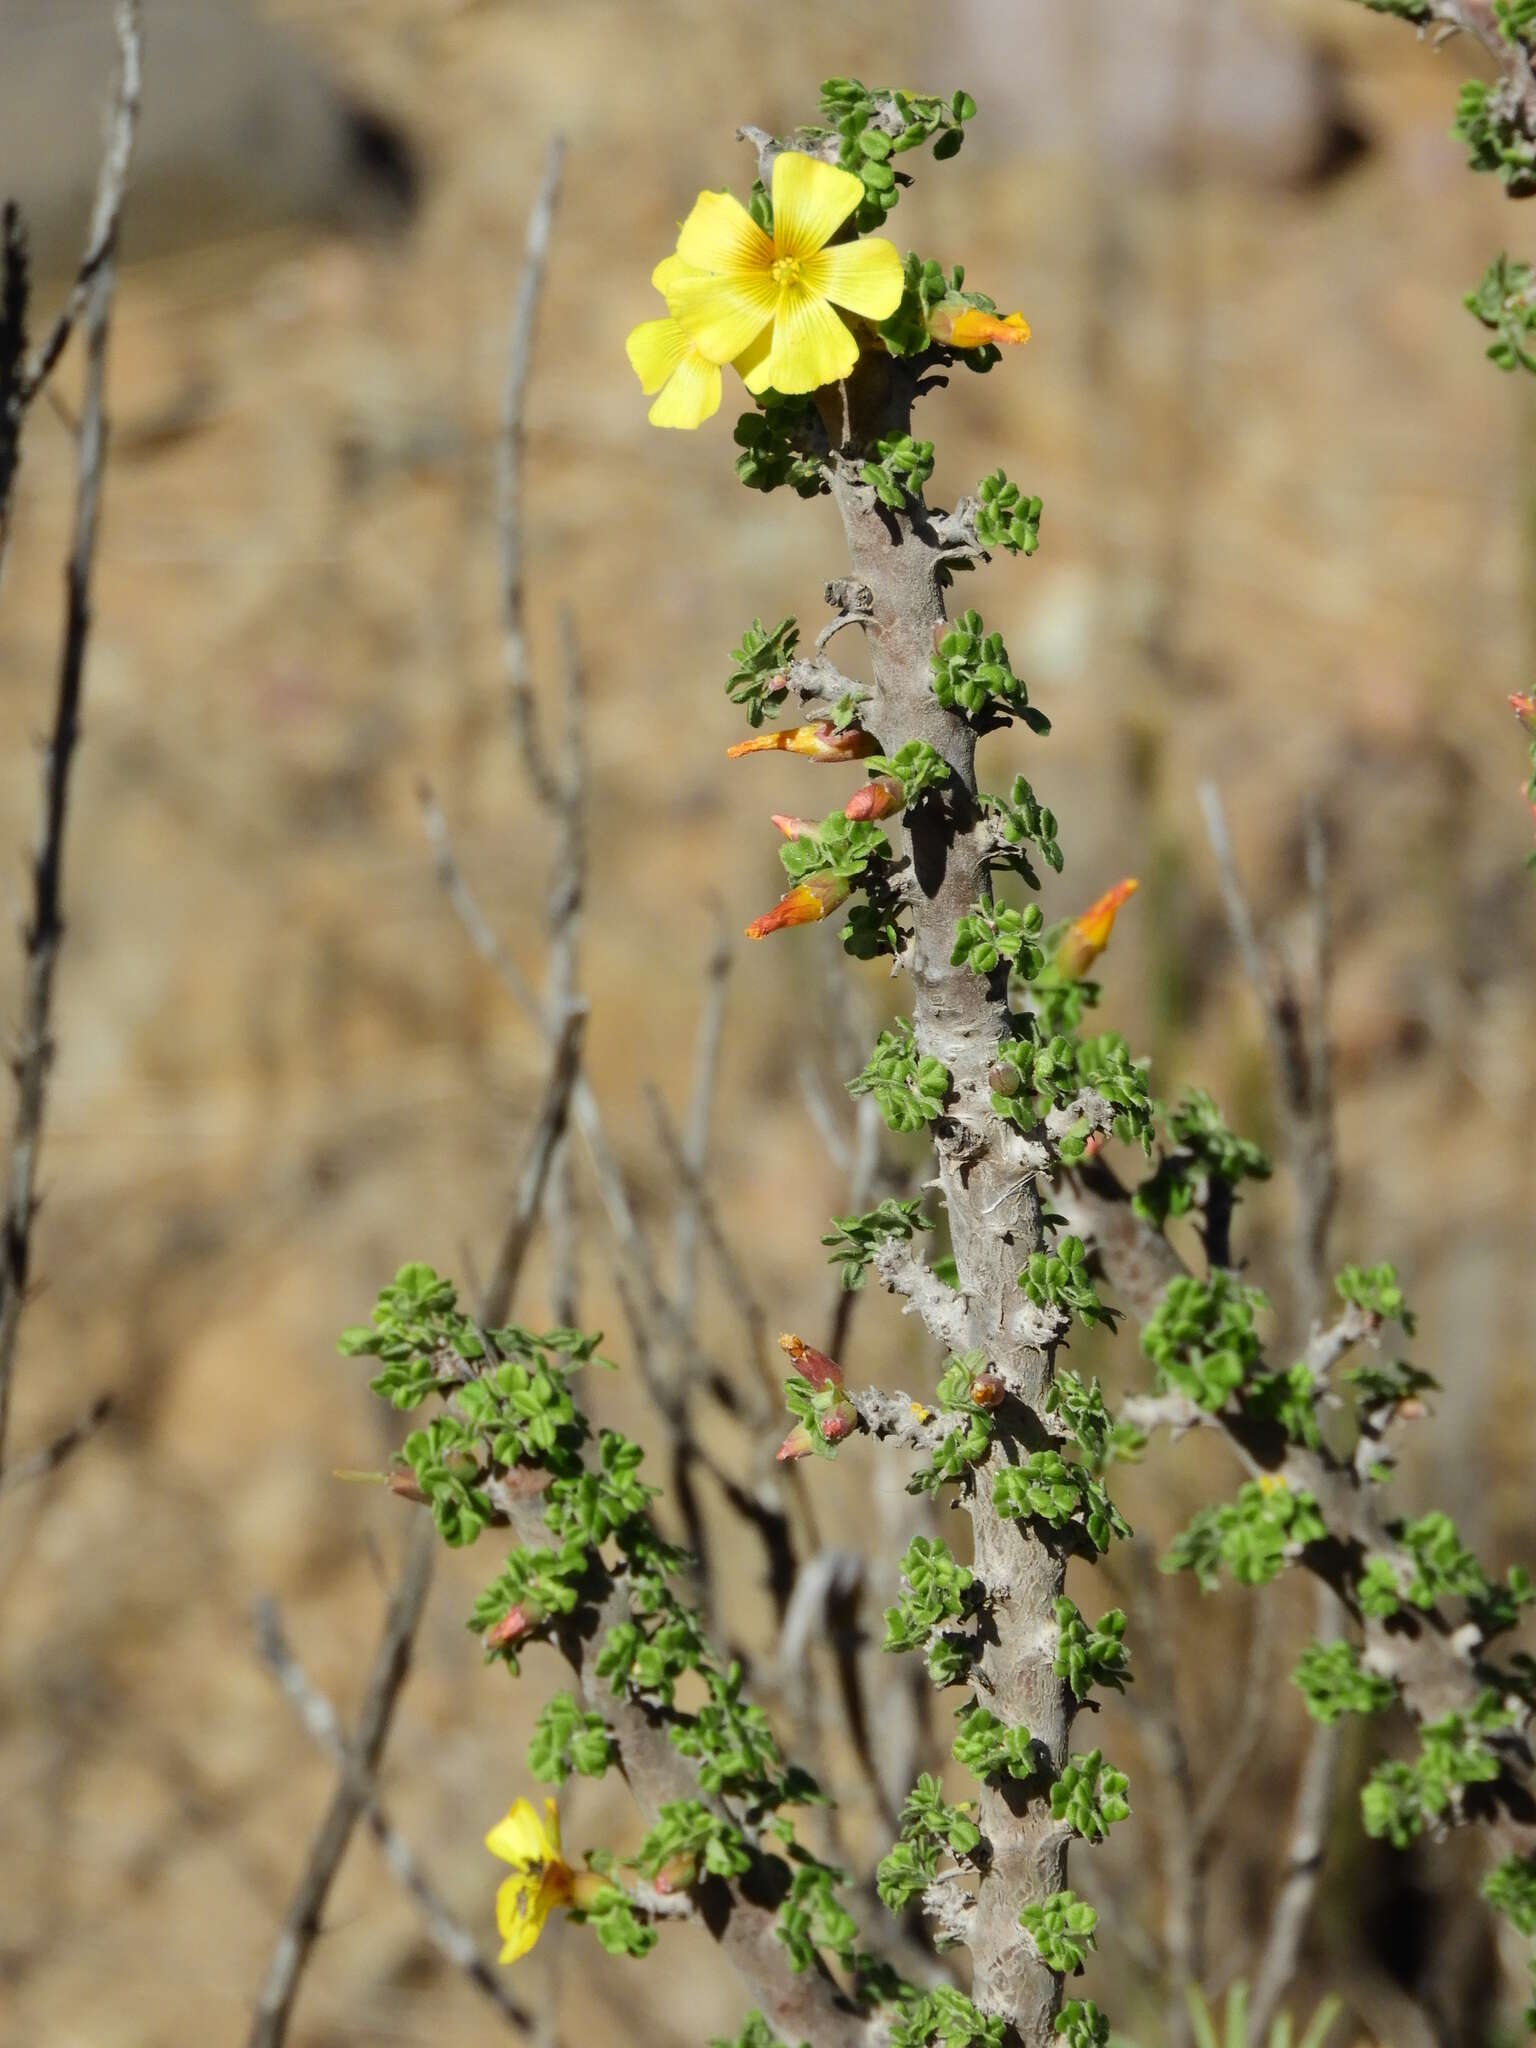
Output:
(625, 256), (770, 430)
(486, 1797), (576, 1963)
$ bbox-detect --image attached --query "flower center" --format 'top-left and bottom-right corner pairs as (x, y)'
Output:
(771, 254), (803, 288)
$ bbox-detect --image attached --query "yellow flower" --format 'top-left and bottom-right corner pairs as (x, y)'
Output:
(664, 151), (904, 398)
(625, 256), (771, 430)
(486, 1796), (575, 1964)
(932, 306), (1031, 350)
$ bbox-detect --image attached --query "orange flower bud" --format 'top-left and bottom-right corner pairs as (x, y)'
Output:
(779, 1331), (844, 1388)
(745, 873), (850, 940)
(930, 306), (1031, 349)
(843, 775), (906, 822)
(1511, 692), (1536, 732)
(650, 1853), (698, 1896)
(968, 1371), (1006, 1409)
(727, 722), (879, 763)
(770, 813), (822, 840)
(1054, 877), (1139, 982)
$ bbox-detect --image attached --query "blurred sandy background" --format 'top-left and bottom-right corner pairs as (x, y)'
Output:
(1, 2), (1534, 2043)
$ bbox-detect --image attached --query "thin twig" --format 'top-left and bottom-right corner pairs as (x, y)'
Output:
(1198, 784), (1343, 2037)
(542, 609), (586, 1328)
(673, 917), (732, 1333)
(499, 136), (566, 808)
(246, 1523), (436, 2048)
(18, 2), (144, 405)
(0, 1), (142, 1482)
(0, 1392), (111, 1494)
(254, 1592), (533, 2036)
(478, 1002), (588, 1329)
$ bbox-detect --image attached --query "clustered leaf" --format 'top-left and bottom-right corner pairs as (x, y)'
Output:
(930, 608), (1046, 731)
(779, 810), (891, 883)
(1132, 1089), (1272, 1230)
(1361, 1699), (1512, 1846)
(1054, 1597), (1131, 1701)
(876, 1773), (983, 1912)
(527, 1692), (614, 1783)
(819, 78), (977, 231)
(1049, 1748), (1131, 1843)
(952, 1704), (1043, 1782)
(993, 1451), (1131, 1554)
(821, 1196), (932, 1290)
(979, 775), (1063, 886)
(865, 739), (952, 804)
(1141, 1272), (1267, 1412)
(1164, 1481), (1327, 1590)
(862, 432), (936, 508)
(848, 1019), (951, 1133)
(1465, 252), (1536, 373)
(1020, 1236), (1109, 1330)
(727, 616), (797, 727)
(1291, 1640), (1397, 1725)
(890, 1987), (1005, 2048)
(952, 896), (1045, 979)
(974, 468), (1043, 556)
(1019, 1891), (1099, 1976)
(1045, 1369), (1146, 1472)
(733, 396), (826, 496)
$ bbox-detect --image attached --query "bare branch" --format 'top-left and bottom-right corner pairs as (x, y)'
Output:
(673, 918), (732, 1331)
(872, 1239), (973, 1353)
(0, 1393), (111, 1494)
(247, 1524), (435, 2048)
(477, 1002), (588, 1329)
(253, 1591), (533, 2036)
(0, 1), (143, 1481)
(500, 137), (567, 809)
(541, 609), (587, 1327)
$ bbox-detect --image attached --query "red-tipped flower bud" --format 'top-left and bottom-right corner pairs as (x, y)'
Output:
(484, 1602), (540, 1649)
(745, 873), (851, 940)
(776, 1421), (818, 1463)
(778, 1331), (844, 1388)
(1511, 692), (1536, 732)
(770, 812), (821, 841)
(818, 1395), (857, 1445)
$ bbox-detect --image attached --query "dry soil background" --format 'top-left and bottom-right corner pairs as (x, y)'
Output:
(1, 3), (1534, 2045)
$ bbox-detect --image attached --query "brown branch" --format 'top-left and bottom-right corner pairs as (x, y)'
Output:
(0, 0), (143, 1482)
(253, 1592), (533, 2036)
(672, 917), (732, 1333)
(542, 609), (586, 1327)
(246, 1523), (436, 2048)
(477, 1002), (588, 1329)
(0, 1393), (111, 1495)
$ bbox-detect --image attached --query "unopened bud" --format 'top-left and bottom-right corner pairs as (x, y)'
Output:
(844, 775), (905, 822)
(1055, 877), (1139, 982)
(484, 1602), (540, 1649)
(968, 1372), (1006, 1409)
(651, 1852), (698, 1896)
(818, 1395), (857, 1445)
(776, 1421), (818, 1464)
(387, 1468), (430, 1504)
(988, 1060), (1020, 1097)
(779, 1332), (844, 1388)
(745, 872), (851, 940)
(928, 305), (1031, 349)
(1511, 692), (1536, 731)
(727, 722), (878, 764)
(770, 813), (821, 840)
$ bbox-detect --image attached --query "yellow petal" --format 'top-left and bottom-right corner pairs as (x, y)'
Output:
(652, 252), (701, 295)
(675, 189), (773, 276)
(485, 1796), (554, 1868)
(770, 151), (863, 260)
(667, 270), (777, 366)
(626, 317), (688, 396)
(733, 323), (772, 385)
(495, 1877), (548, 1963)
(803, 237), (905, 321)
(762, 285), (858, 396)
(540, 1798), (561, 1859)
(649, 350), (722, 429)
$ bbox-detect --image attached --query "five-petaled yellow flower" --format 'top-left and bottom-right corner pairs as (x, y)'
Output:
(627, 152), (904, 427)
(486, 1796), (575, 1963)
